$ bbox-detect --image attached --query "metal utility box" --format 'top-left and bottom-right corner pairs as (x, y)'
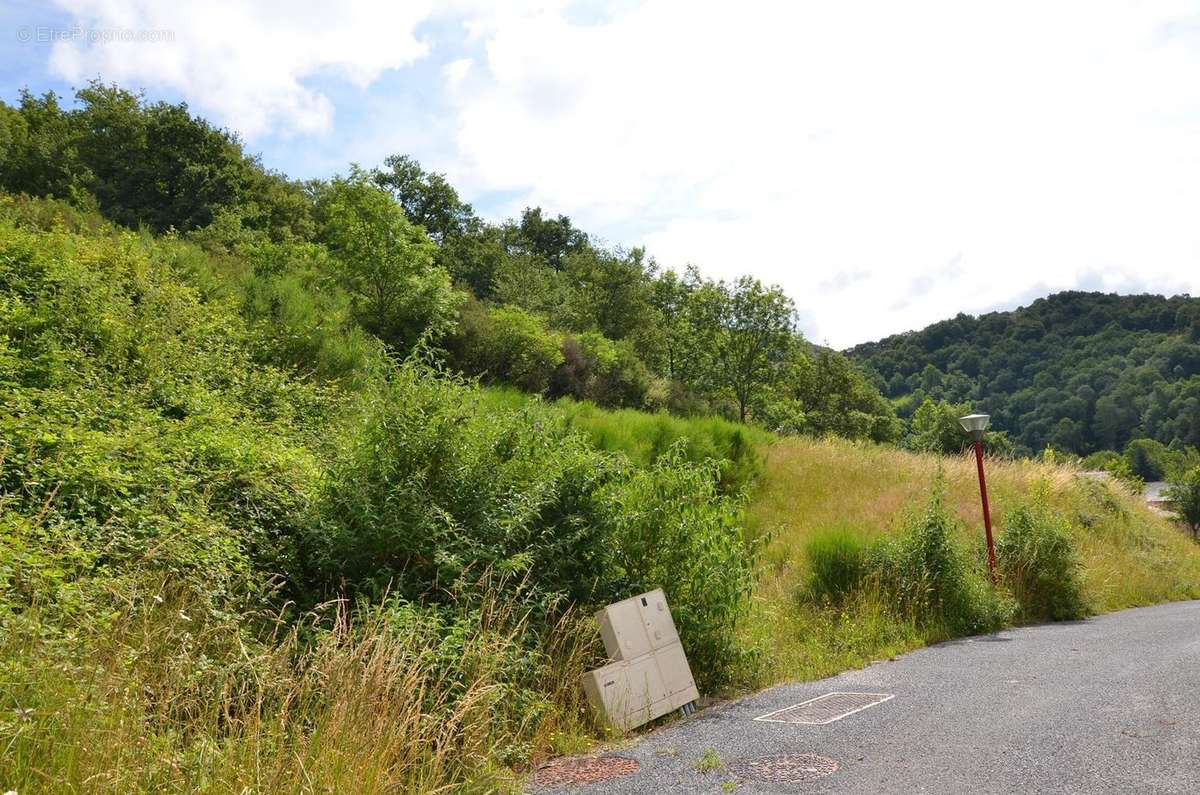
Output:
(581, 589), (699, 731)
(596, 588), (680, 659)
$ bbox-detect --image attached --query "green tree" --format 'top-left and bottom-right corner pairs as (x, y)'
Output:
(318, 170), (458, 352)
(0, 90), (89, 203)
(908, 398), (972, 454)
(0, 83), (313, 237)
(906, 398), (1012, 456)
(1166, 466), (1200, 539)
(701, 276), (796, 423)
(851, 291), (1200, 454)
(510, 207), (587, 268)
(558, 246), (654, 340)
(372, 154), (474, 242)
(780, 347), (902, 443)
(648, 268), (692, 382)
(1124, 438), (1171, 481)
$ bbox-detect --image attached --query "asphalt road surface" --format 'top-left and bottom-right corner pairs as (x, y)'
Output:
(530, 600), (1200, 794)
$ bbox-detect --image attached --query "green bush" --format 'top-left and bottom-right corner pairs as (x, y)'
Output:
(1166, 466), (1200, 538)
(795, 482), (1010, 637)
(872, 483), (1011, 635)
(235, 238), (382, 383)
(449, 300), (564, 393)
(596, 445), (758, 687)
(552, 332), (652, 408)
(306, 361), (756, 691)
(803, 526), (870, 603)
(0, 212), (325, 629)
(1124, 438), (1171, 481)
(997, 493), (1089, 621)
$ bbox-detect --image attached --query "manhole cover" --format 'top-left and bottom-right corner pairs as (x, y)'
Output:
(531, 755), (639, 787)
(730, 753), (838, 784)
(755, 692), (893, 724)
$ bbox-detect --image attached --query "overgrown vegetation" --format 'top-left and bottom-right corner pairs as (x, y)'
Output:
(805, 482), (1010, 637)
(1167, 467), (1200, 539)
(3, 81), (1200, 794)
(996, 493), (1088, 621)
(0, 83), (899, 437)
(744, 437), (1200, 687)
(0, 200), (755, 791)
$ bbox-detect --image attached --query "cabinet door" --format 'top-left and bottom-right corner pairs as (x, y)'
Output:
(598, 598), (653, 661)
(637, 588), (680, 650)
(655, 641), (697, 697)
(623, 654), (669, 707)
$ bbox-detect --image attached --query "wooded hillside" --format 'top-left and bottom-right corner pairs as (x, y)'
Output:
(851, 291), (1200, 455)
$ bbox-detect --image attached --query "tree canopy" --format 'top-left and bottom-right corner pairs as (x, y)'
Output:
(0, 82), (899, 441)
(851, 291), (1200, 456)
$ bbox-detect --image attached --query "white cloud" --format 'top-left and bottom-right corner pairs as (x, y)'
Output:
(443, 0), (1200, 346)
(47, 0), (436, 136)
(38, 0), (1200, 346)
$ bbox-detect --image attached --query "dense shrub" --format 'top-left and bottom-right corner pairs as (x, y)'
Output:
(0, 218), (325, 621)
(0, 197), (765, 795)
(799, 483), (1010, 636)
(803, 526), (870, 603)
(306, 363), (612, 609)
(551, 332), (652, 408)
(1124, 438), (1171, 481)
(305, 362), (756, 690)
(997, 493), (1089, 621)
(1166, 466), (1200, 538)
(235, 239), (383, 383)
(872, 484), (1011, 635)
(449, 300), (564, 393)
(596, 446), (758, 686)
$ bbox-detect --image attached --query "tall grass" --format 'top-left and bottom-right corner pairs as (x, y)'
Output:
(997, 491), (1088, 621)
(1, 587), (597, 793)
(802, 525), (869, 604)
(476, 387), (771, 494)
(743, 436), (1200, 687)
(803, 483), (1010, 637)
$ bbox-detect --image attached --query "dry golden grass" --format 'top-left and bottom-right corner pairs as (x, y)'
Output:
(1, 590), (598, 794)
(741, 436), (1200, 686)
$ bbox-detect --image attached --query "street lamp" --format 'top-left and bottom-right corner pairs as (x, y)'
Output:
(959, 413), (997, 583)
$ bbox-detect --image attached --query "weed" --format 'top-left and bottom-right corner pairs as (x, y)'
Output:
(998, 488), (1089, 621)
(695, 748), (724, 773)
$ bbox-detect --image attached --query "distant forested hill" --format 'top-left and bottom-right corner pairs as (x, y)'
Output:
(849, 291), (1200, 455)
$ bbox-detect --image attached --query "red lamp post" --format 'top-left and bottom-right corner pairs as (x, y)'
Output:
(960, 413), (997, 583)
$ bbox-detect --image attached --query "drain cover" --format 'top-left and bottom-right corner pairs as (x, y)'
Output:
(729, 753), (839, 783)
(755, 692), (893, 724)
(531, 755), (639, 787)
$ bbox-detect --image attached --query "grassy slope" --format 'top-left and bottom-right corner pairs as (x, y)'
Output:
(479, 385), (772, 493)
(5, 198), (1198, 790)
(741, 436), (1200, 686)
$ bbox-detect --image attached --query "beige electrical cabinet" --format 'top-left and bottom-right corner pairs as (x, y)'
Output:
(580, 589), (699, 730)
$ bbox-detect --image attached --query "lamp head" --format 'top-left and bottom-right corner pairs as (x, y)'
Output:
(959, 413), (991, 440)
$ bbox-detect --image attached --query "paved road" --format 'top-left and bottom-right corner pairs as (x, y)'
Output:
(531, 600), (1200, 794)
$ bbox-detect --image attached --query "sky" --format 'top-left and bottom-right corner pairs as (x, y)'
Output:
(4, 0), (1200, 348)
